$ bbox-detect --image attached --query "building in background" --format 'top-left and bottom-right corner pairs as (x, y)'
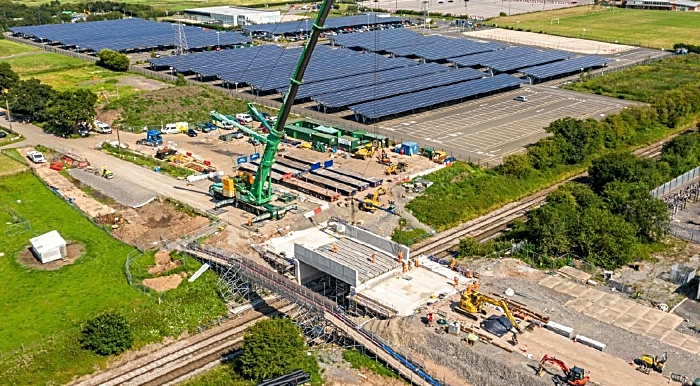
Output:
(183, 6), (281, 27)
(623, 0), (700, 11)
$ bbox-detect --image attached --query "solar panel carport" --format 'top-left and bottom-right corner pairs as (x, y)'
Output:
(149, 44), (286, 73)
(483, 50), (573, 74)
(349, 74), (524, 121)
(242, 13), (403, 37)
(386, 38), (505, 61)
(10, 18), (250, 53)
(329, 28), (425, 51)
(449, 46), (539, 68)
(314, 67), (486, 111)
(520, 55), (610, 83)
(277, 62), (449, 100)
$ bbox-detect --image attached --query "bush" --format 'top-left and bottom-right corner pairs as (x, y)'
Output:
(79, 312), (133, 356)
(499, 11), (507, 16)
(97, 49), (130, 72)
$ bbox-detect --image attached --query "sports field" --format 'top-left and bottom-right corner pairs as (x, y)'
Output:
(492, 6), (700, 49)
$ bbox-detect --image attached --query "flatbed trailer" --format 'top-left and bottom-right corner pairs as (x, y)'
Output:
(311, 168), (369, 191)
(285, 178), (341, 202)
(297, 173), (356, 196)
(276, 157), (312, 173)
(327, 167), (383, 187)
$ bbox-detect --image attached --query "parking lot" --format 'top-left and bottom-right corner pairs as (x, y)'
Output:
(358, 0), (590, 18)
(314, 85), (637, 165)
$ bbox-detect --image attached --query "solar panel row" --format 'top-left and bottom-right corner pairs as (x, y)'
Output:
(484, 50), (573, 73)
(10, 18), (250, 52)
(246, 54), (416, 92)
(315, 67), (486, 109)
(242, 13), (403, 35)
(278, 62), (449, 100)
(330, 28), (424, 51)
(349, 74), (524, 120)
(448, 46), (539, 68)
(149, 44), (287, 73)
(386, 38), (505, 61)
(519, 55), (610, 80)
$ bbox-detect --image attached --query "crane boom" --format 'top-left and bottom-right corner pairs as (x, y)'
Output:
(210, 111), (268, 144)
(209, 0), (335, 208)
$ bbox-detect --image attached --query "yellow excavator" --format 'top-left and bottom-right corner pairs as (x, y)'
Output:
(455, 290), (522, 333)
(638, 352), (667, 374)
(385, 161), (408, 175)
(360, 187), (387, 212)
(354, 143), (376, 160)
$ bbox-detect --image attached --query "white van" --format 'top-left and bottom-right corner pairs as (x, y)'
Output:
(93, 120), (112, 134)
(162, 122), (188, 134)
(213, 120), (234, 130)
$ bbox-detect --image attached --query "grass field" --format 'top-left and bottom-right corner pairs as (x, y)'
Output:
(492, 6), (700, 49)
(0, 40), (39, 58)
(565, 54), (700, 102)
(0, 152), (27, 176)
(0, 169), (226, 385)
(0, 52), (144, 100)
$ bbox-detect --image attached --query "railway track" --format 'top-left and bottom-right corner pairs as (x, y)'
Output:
(72, 300), (294, 386)
(412, 133), (685, 258)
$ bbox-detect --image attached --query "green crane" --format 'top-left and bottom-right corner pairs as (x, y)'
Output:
(209, 0), (335, 221)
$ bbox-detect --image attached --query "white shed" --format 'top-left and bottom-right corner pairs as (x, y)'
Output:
(30, 230), (67, 264)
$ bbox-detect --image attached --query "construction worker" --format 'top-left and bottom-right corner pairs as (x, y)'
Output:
(371, 252), (376, 264)
(398, 251), (403, 264)
(408, 260), (413, 270)
(454, 277), (459, 287)
(466, 269), (472, 278)
(449, 259), (456, 270)
(414, 258), (420, 268)
(473, 281), (480, 293)
(467, 333), (478, 347)
(247, 218), (252, 227)
(333, 244), (338, 253)
(402, 262), (407, 273)
(466, 283), (473, 293)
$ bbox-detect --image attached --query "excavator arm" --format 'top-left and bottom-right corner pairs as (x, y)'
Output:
(476, 295), (522, 333)
(247, 104), (274, 134)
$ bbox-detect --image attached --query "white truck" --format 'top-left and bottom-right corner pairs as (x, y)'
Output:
(93, 120), (112, 134)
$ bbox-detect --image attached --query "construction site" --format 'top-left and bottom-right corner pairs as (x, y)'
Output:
(3, 1), (700, 386)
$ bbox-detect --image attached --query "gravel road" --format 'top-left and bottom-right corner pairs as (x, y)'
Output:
(68, 168), (157, 208)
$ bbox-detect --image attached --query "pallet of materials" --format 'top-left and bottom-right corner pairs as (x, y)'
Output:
(296, 173), (356, 196)
(311, 168), (369, 191)
(284, 178), (341, 202)
(326, 167), (383, 187)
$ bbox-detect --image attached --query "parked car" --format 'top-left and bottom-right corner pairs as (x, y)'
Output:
(219, 131), (244, 141)
(514, 95), (528, 102)
(78, 128), (90, 137)
(0, 131), (7, 138)
(186, 128), (198, 137)
(236, 113), (253, 123)
(92, 120), (112, 134)
(26, 150), (46, 163)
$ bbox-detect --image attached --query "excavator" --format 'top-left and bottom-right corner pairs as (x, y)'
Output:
(538, 355), (589, 386)
(454, 289), (522, 333)
(354, 141), (379, 160)
(207, 1), (335, 222)
(385, 161), (408, 175)
(359, 187), (396, 213)
(638, 351), (667, 374)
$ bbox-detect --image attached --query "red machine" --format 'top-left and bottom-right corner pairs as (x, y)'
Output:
(538, 355), (589, 386)
(426, 312), (434, 327)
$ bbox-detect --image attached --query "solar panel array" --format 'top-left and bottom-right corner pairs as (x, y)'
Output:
(449, 46), (539, 68)
(149, 44), (286, 73)
(484, 50), (573, 73)
(9, 18), (250, 52)
(520, 55), (610, 80)
(315, 67), (486, 109)
(330, 28), (426, 51)
(385, 38), (505, 61)
(349, 74), (524, 120)
(242, 13), (403, 35)
(278, 62), (449, 100)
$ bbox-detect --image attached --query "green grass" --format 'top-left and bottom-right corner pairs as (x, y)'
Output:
(565, 54), (700, 102)
(0, 52), (140, 98)
(100, 143), (194, 179)
(180, 364), (254, 386)
(0, 169), (226, 385)
(343, 349), (401, 379)
(0, 152), (27, 176)
(0, 40), (39, 57)
(391, 227), (429, 246)
(105, 85), (252, 128)
(492, 6), (700, 49)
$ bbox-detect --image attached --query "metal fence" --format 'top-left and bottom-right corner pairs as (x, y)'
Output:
(669, 224), (700, 244)
(650, 166), (700, 198)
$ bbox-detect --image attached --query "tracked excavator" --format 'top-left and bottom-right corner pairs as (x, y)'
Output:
(207, 1), (335, 222)
(638, 351), (667, 374)
(538, 355), (589, 386)
(454, 290), (522, 333)
(359, 187), (396, 213)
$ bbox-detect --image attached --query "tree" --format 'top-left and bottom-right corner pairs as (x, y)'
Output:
(575, 207), (638, 269)
(498, 153), (533, 178)
(588, 152), (666, 192)
(45, 89), (97, 134)
(79, 312), (133, 356)
(546, 117), (603, 165)
(6, 78), (55, 121)
(97, 49), (130, 72)
(0, 62), (19, 94)
(239, 318), (309, 382)
(602, 181), (670, 242)
(526, 199), (579, 257)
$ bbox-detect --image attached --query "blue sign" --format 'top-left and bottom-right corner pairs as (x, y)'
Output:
(236, 156), (248, 165)
(249, 153), (260, 161)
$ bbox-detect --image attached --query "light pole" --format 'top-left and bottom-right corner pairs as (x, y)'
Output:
(216, 31), (220, 48)
(169, 66), (174, 76)
(234, 82), (239, 94)
(508, 0), (512, 16)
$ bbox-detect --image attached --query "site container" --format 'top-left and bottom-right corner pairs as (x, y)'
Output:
(311, 132), (338, 146)
(313, 125), (340, 137)
(351, 130), (367, 139)
(284, 126), (316, 142)
(363, 132), (389, 148)
(338, 135), (360, 151)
